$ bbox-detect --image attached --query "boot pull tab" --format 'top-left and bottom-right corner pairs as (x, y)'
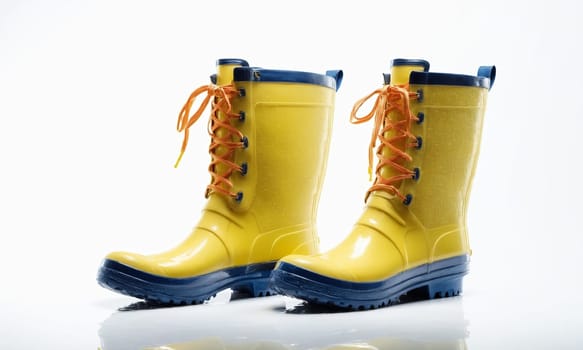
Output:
(478, 66), (496, 91)
(326, 70), (344, 91)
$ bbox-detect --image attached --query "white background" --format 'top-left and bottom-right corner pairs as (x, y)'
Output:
(1, 0), (582, 349)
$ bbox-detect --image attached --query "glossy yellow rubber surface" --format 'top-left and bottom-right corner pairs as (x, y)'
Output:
(280, 63), (488, 283)
(105, 62), (336, 278)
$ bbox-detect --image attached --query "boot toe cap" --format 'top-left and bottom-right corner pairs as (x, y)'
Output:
(104, 251), (165, 276)
(277, 254), (358, 282)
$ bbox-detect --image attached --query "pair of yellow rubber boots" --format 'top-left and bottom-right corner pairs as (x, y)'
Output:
(97, 58), (495, 310)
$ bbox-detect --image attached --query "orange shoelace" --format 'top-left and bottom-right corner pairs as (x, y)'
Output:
(350, 84), (420, 202)
(175, 83), (245, 199)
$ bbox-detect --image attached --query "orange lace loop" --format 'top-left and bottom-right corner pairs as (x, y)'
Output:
(350, 84), (420, 201)
(175, 83), (245, 199)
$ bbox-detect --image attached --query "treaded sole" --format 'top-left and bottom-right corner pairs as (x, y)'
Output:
(269, 255), (468, 311)
(97, 260), (277, 305)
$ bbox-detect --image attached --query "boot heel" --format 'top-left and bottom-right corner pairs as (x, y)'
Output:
(251, 278), (276, 297)
(233, 277), (276, 298)
(427, 277), (464, 299)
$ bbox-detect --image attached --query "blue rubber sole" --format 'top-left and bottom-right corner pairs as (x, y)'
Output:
(97, 259), (277, 305)
(270, 255), (469, 310)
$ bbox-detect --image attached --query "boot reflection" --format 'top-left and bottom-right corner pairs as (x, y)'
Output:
(145, 337), (290, 350)
(146, 337), (466, 350)
(99, 293), (468, 350)
(322, 338), (467, 350)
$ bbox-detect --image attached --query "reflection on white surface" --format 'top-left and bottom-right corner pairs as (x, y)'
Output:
(98, 291), (468, 350)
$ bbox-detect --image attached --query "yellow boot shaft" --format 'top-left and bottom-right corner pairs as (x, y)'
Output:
(400, 81), (488, 261)
(196, 75), (337, 269)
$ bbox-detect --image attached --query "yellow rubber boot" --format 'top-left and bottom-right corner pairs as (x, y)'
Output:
(271, 58), (495, 310)
(97, 58), (343, 304)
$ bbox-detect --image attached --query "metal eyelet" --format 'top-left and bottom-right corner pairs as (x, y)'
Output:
(415, 136), (423, 150)
(403, 194), (413, 206)
(417, 112), (425, 124)
(239, 111), (245, 121)
(416, 89), (424, 102)
(242, 136), (249, 149)
(239, 88), (246, 97)
(240, 162), (248, 175)
(235, 192), (244, 202)
(412, 167), (420, 181)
